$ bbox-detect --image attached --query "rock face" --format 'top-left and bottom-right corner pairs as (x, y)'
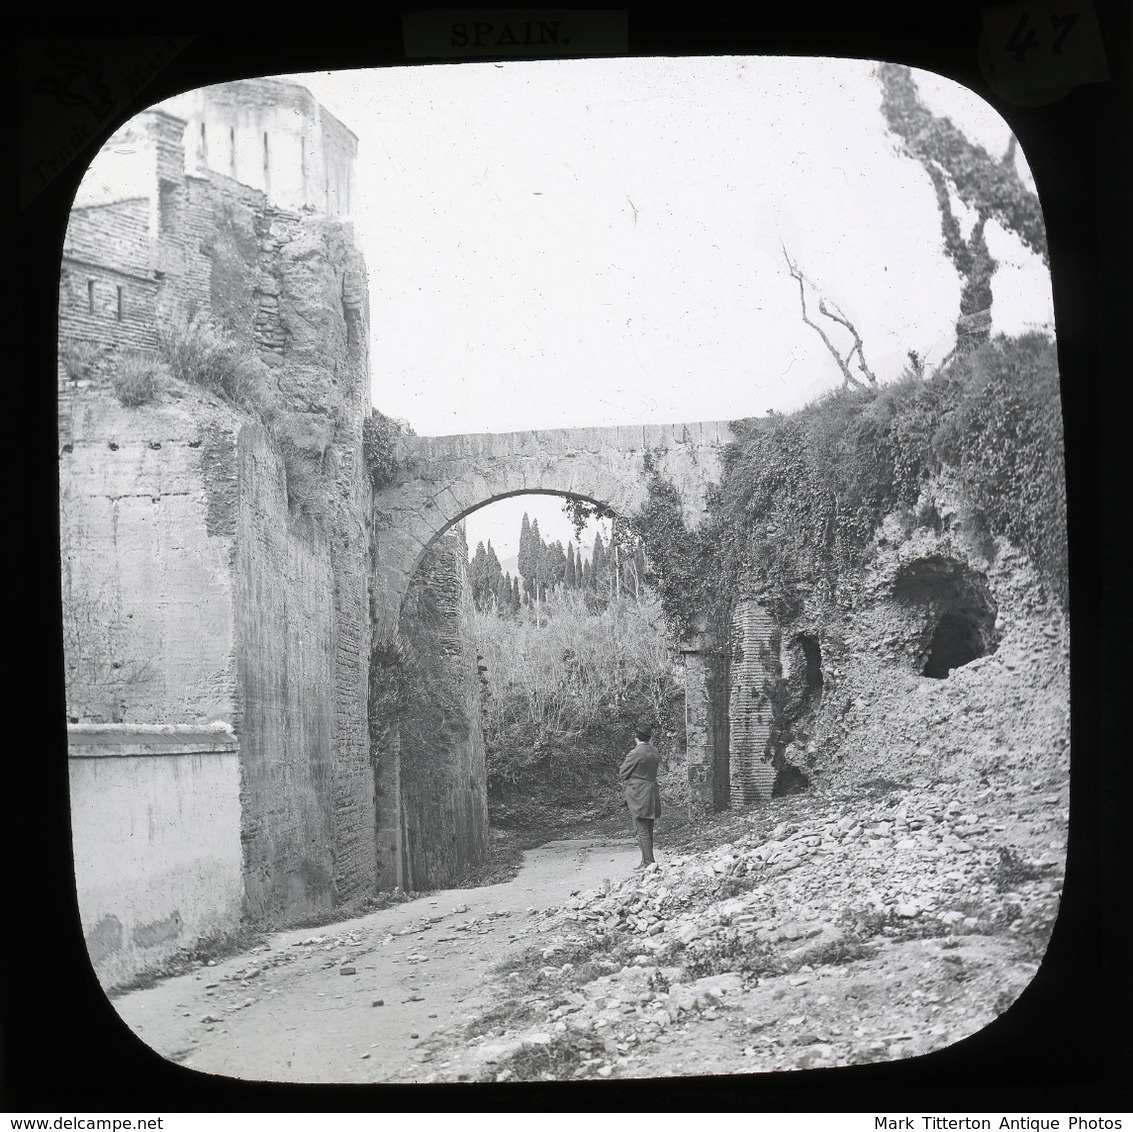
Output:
(767, 468), (1069, 798)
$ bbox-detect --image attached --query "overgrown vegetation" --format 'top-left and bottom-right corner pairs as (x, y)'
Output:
(111, 351), (165, 407)
(680, 931), (785, 981)
(634, 333), (1066, 634)
(157, 309), (279, 419)
(363, 410), (410, 489)
(991, 846), (1050, 893)
(474, 589), (685, 806)
(60, 339), (103, 384)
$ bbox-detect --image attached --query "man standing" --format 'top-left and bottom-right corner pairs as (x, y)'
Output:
(620, 724), (661, 868)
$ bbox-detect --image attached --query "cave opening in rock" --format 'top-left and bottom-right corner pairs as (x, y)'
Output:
(795, 634), (824, 704)
(922, 610), (985, 678)
(894, 555), (999, 680)
(773, 764), (811, 797)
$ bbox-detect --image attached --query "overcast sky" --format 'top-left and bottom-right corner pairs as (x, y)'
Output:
(286, 57), (1053, 561)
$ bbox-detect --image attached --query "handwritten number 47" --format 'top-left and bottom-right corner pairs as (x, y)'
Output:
(1006, 9), (1080, 63)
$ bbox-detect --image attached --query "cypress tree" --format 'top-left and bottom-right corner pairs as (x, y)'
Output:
(518, 513), (535, 595)
(485, 540), (503, 602)
(470, 541), (488, 610)
(590, 532), (605, 591)
(530, 519), (544, 608)
(495, 570), (512, 615)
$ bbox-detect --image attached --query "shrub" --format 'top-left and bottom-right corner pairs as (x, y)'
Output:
(157, 309), (277, 419)
(60, 339), (103, 383)
(680, 930), (784, 981)
(476, 1031), (610, 1082)
(363, 410), (409, 489)
(111, 351), (164, 406)
(991, 845), (1049, 893)
(473, 590), (684, 797)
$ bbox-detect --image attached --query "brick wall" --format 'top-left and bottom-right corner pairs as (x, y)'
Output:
(60, 198), (160, 388)
(729, 600), (777, 805)
(58, 264), (159, 392)
(64, 198), (151, 276)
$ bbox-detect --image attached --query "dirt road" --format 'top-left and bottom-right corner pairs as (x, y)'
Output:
(110, 772), (1066, 1087)
(111, 837), (640, 1084)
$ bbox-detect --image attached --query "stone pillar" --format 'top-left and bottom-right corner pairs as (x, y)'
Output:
(729, 599), (778, 806)
(372, 721), (404, 892)
(369, 642), (406, 892)
(681, 613), (730, 814)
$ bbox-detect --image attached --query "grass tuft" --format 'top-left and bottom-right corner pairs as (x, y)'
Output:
(157, 310), (278, 419)
(476, 1031), (610, 1082)
(111, 351), (164, 406)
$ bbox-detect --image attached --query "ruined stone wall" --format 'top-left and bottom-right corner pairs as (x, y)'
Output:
(223, 208), (375, 919)
(61, 90), (376, 978)
(764, 470), (1069, 796)
(679, 614), (730, 815)
(160, 79), (358, 221)
(234, 424), (338, 922)
(396, 530), (490, 890)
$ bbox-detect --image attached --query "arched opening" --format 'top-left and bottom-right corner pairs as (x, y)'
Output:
(379, 489), (703, 889)
(922, 610), (985, 679)
(893, 555), (999, 679)
(773, 764), (810, 797)
(789, 633), (824, 706)
(770, 632), (822, 797)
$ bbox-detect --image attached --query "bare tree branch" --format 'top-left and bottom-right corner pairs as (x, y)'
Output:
(782, 243), (876, 390)
(817, 297), (877, 385)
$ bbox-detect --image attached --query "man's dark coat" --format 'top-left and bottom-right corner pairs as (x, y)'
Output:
(619, 741), (661, 819)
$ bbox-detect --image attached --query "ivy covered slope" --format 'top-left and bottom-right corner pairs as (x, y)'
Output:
(639, 333), (1069, 792)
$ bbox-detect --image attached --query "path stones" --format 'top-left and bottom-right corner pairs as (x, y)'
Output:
(454, 775), (1065, 1082)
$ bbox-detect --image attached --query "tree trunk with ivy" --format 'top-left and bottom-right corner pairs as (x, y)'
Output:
(878, 63), (1048, 357)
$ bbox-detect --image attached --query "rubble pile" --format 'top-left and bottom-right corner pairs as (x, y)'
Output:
(450, 771), (1066, 1082)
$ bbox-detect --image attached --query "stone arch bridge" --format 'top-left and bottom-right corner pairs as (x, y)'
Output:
(371, 419), (734, 639)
